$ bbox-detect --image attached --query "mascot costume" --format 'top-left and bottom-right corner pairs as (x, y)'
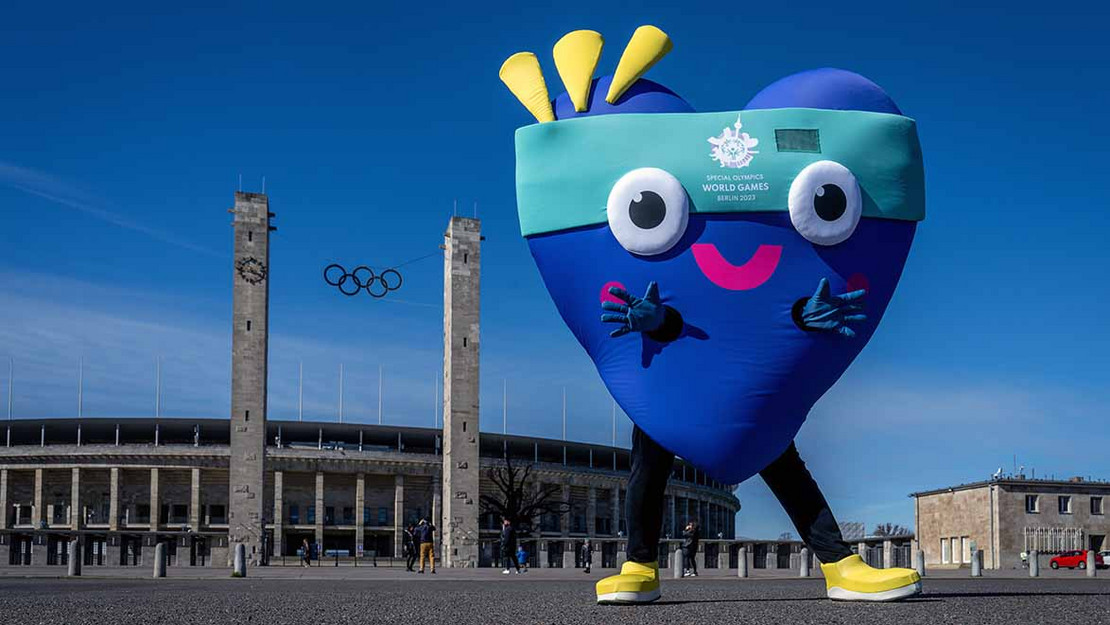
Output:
(499, 25), (924, 604)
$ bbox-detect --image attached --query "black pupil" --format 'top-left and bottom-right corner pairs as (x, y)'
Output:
(813, 184), (846, 221)
(629, 191), (666, 229)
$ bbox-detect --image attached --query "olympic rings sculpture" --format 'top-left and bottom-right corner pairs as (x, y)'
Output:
(324, 264), (403, 298)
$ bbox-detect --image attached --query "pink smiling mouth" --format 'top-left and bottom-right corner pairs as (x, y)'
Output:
(691, 243), (783, 290)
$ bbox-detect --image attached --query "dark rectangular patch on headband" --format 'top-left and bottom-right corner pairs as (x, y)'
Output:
(775, 129), (821, 153)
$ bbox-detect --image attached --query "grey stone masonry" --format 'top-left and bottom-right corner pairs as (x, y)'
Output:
(229, 191), (273, 565)
(442, 217), (481, 568)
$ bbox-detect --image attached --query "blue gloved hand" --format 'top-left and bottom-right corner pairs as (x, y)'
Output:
(798, 278), (867, 338)
(601, 282), (666, 338)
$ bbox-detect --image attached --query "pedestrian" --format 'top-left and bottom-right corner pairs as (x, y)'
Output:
(682, 522), (699, 577)
(500, 518), (521, 574)
(415, 518), (436, 574)
(301, 538), (311, 568)
(404, 524), (418, 572)
(581, 538), (593, 574)
(516, 544), (529, 572)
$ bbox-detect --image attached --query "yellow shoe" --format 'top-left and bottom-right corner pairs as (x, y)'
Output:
(596, 561), (661, 604)
(820, 554), (921, 602)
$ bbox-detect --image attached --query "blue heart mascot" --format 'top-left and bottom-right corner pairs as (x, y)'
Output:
(500, 26), (924, 603)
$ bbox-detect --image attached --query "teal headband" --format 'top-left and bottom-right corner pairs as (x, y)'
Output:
(515, 108), (925, 237)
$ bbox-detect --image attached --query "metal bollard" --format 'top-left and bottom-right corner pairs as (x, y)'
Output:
(67, 538), (81, 577)
(971, 549), (982, 577)
(673, 547), (683, 579)
(153, 543), (166, 578)
(738, 547), (749, 578)
(1029, 550), (1039, 577)
(1088, 550), (1097, 578)
(233, 543), (247, 577)
(799, 547), (810, 577)
(913, 549), (925, 577)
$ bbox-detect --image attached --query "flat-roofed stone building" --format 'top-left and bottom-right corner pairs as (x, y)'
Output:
(912, 476), (1110, 570)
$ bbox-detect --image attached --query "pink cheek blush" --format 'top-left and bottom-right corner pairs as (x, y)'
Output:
(600, 281), (627, 304)
(847, 273), (870, 293)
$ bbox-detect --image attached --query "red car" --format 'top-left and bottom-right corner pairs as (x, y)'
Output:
(1049, 550), (1103, 570)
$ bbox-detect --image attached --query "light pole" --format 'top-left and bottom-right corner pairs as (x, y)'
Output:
(338, 363), (344, 423)
(298, 361), (303, 422)
(77, 357), (84, 418)
(377, 365), (383, 425)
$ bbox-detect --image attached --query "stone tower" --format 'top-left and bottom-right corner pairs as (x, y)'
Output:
(228, 191), (273, 565)
(442, 216), (481, 567)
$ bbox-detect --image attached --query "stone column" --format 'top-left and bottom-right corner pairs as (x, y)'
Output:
(314, 471), (324, 546)
(0, 468), (8, 530)
(393, 474), (404, 557)
(149, 468), (160, 530)
(189, 469), (201, 531)
(354, 473), (364, 558)
(273, 471), (284, 558)
(610, 486), (620, 536)
(32, 468), (43, 528)
(561, 483), (571, 537)
(108, 468), (119, 532)
(586, 485), (597, 537)
(718, 548), (729, 570)
(668, 494), (677, 539)
(432, 475), (441, 529)
(70, 468), (81, 529)
(883, 539), (893, 569)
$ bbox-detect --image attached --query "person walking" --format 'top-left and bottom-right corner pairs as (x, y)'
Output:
(301, 538), (311, 568)
(581, 538), (593, 574)
(404, 524), (418, 572)
(500, 518), (521, 574)
(415, 518), (436, 574)
(682, 522), (700, 577)
(516, 544), (529, 572)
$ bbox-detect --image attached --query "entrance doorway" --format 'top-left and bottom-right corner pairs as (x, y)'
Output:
(546, 541), (563, 568)
(8, 534), (31, 565)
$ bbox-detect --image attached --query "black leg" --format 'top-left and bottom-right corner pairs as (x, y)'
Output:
(625, 426), (675, 564)
(759, 442), (853, 563)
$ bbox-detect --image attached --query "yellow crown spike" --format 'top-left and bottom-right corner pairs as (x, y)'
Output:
(499, 52), (556, 123)
(605, 25), (673, 104)
(553, 30), (604, 113)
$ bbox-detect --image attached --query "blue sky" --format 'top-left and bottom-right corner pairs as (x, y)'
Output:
(1, 1), (1107, 539)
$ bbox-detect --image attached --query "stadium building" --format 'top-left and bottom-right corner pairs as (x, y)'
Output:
(0, 192), (740, 569)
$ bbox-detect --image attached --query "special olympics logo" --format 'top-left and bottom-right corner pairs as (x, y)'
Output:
(708, 114), (760, 169)
(324, 264), (403, 298)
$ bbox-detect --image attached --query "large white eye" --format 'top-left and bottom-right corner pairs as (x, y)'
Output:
(788, 160), (862, 246)
(607, 167), (689, 256)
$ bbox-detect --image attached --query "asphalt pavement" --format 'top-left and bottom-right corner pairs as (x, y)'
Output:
(2, 573), (1109, 625)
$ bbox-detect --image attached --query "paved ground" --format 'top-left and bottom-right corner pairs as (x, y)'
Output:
(2, 572), (1109, 625)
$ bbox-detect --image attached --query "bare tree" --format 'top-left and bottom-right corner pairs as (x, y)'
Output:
(480, 452), (570, 535)
(872, 523), (910, 537)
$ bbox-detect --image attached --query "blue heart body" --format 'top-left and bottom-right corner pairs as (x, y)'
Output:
(528, 214), (915, 483)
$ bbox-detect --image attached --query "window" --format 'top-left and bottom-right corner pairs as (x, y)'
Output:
(324, 506), (335, 525)
(342, 507), (354, 524)
(951, 537), (962, 564)
(377, 507), (389, 526)
(246, 320), (252, 331)
(1092, 497), (1104, 515)
(171, 504), (188, 524)
(1026, 495), (1039, 513)
(208, 505), (226, 524)
(136, 504), (150, 523)
(288, 504), (300, 524)
(941, 538), (950, 564)
(307, 506), (315, 524)
(961, 536), (971, 563)
(1059, 496), (1072, 514)
(364, 507), (371, 524)
(248, 231), (253, 242)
